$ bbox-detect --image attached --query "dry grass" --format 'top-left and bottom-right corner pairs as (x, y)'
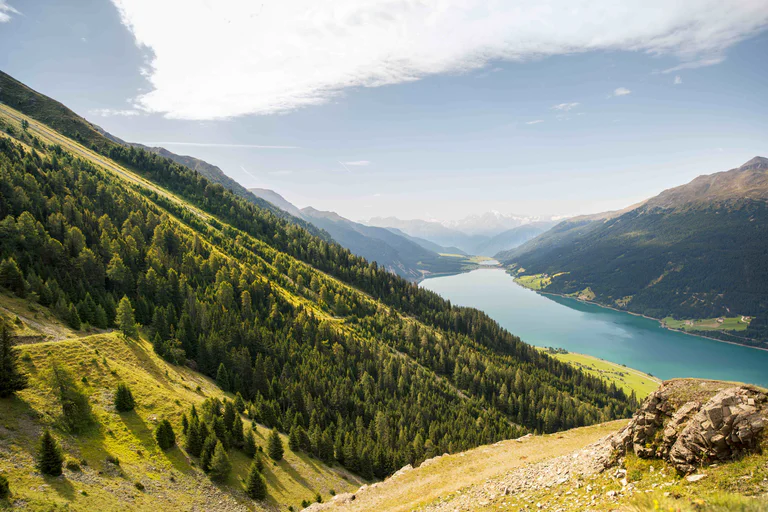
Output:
(314, 420), (626, 512)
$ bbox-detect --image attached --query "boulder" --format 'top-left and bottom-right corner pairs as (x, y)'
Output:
(610, 380), (767, 474)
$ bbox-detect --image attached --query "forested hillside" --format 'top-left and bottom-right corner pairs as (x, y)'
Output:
(500, 157), (768, 347)
(0, 69), (635, 494)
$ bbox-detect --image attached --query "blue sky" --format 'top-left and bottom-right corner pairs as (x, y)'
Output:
(1, 1), (767, 221)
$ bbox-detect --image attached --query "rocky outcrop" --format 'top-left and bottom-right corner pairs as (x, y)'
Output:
(611, 379), (767, 473)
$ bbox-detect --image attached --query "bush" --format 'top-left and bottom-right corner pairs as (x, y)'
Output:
(65, 459), (81, 472)
(134, 481), (145, 491)
(37, 430), (64, 476)
(106, 454), (120, 466)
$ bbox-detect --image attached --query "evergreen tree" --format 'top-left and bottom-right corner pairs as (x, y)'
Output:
(208, 441), (231, 482)
(234, 392), (245, 413)
(243, 429), (256, 458)
(244, 460), (267, 500)
(268, 428), (284, 461)
(0, 474), (9, 500)
(114, 382), (135, 412)
(200, 436), (216, 472)
(231, 413), (244, 448)
(215, 363), (229, 391)
(155, 419), (176, 450)
(116, 296), (137, 338)
(0, 323), (27, 397)
(223, 400), (236, 432)
(37, 430), (64, 476)
(0, 258), (25, 295)
(181, 413), (189, 435)
(288, 426), (300, 451)
(185, 418), (203, 457)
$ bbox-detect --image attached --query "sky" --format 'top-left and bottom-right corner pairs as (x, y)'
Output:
(1, 0), (767, 222)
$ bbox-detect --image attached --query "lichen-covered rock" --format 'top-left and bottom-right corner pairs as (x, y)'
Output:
(611, 379), (767, 474)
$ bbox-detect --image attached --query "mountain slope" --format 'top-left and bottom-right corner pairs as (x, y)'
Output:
(0, 308), (362, 511)
(0, 71), (637, 509)
(500, 157), (768, 347)
(366, 217), (489, 254)
(472, 222), (555, 257)
(310, 379), (768, 512)
(249, 189), (472, 280)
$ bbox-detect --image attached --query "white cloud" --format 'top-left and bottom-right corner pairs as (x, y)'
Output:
(89, 108), (142, 117)
(526, 120), (545, 125)
(0, 1), (19, 23)
(341, 160), (370, 166)
(111, 0), (768, 120)
(143, 141), (299, 149)
(551, 103), (580, 111)
(613, 87), (632, 96)
(660, 57), (725, 74)
(673, 75), (683, 85)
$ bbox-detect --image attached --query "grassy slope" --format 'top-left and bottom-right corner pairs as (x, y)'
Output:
(538, 349), (660, 399)
(0, 303), (363, 511)
(311, 421), (626, 512)
(664, 316), (751, 332)
(315, 379), (768, 512)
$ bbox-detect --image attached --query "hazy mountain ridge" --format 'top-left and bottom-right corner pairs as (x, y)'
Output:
(500, 157), (768, 346)
(248, 188), (470, 281)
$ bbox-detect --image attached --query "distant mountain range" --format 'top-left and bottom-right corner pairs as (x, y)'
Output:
(498, 157), (768, 347)
(249, 189), (473, 280)
(366, 214), (562, 255)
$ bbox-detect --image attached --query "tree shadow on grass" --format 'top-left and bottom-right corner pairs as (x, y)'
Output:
(277, 458), (314, 493)
(122, 338), (174, 391)
(260, 460), (289, 495)
(48, 474), (75, 500)
(120, 410), (157, 453)
(163, 445), (193, 474)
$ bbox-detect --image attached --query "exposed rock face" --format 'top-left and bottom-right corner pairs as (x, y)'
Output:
(611, 379), (767, 473)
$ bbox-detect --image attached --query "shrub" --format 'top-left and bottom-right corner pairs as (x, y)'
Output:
(134, 481), (145, 491)
(65, 459), (81, 472)
(106, 454), (120, 466)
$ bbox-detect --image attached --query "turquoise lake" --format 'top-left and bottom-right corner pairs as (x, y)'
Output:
(421, 268), (768, 388)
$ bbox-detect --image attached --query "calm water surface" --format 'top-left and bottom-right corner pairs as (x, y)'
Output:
(421, 268), (768, 388)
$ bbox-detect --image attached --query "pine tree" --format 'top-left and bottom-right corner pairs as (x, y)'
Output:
(155, 419), (176, 450)
(181, 413), (189, 435)
(0, 474), (9, 499)
(114, 382), (135, 412)
(0, 323), (27, 397)
(200, 436), (216, 472)
(185, 418), (203, 457)
(244, 460), (267, 500)
(288, 426), (300, 451)
(208, 441), (231, 482)
(243, 429), (256, 458)
(0, 258), (25, 295)
(37, 430), (64, 476)
(234, 392), (245, 413)
(215, 363), (229, 391)
(116, 296), (137, 337)
(268, 428), (284, 461)
(231, 413), (244, 448)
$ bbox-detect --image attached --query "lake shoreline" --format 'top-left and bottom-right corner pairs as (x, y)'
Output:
(530, 286), (768, 354)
